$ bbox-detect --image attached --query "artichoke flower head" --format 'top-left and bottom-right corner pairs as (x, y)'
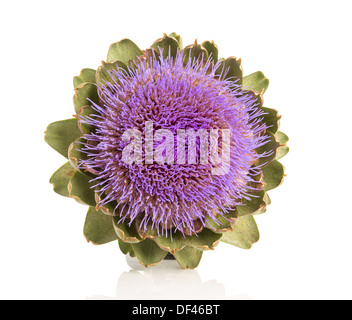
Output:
(45, 33), (288, 269)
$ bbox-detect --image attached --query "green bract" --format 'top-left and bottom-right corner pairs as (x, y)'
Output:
(45, 33), (289, 269)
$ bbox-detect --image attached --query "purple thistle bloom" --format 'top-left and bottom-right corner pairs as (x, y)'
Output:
(78, 50), (269, 237)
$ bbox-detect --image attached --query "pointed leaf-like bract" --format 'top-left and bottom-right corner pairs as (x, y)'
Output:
(118, 239), (135, 256)
(183, 41), (208, 65)
(151, 34), (179, 59)
(50, 162), (76, 197)
(68, 171), (96, 206)
(256, 131), (281, 167)
(243, 71), (269, 93)
(202, 41), (219, 62)
(153, 232), (190, 254)
(169, 32), (183, 49)
(221, 216), (260, 249)
(205, 210), (238, 233)
(95, 195), (117, 216)
(262, 107), (281, 134)
(216, 57), (243, 85)
(134, 216), (158, 240)
(174, 246), (203, 269)
(73, 68), (96, 88)
(262, 160), (285, 191)
(107, 39), (143, 64)
(112, 217), (142, 244)
(277, 146), (289, 160)
(84, 207), (118, 245)
(276, 131), (290, 160)
(238, 190), (268, 216)
(132, 239), (168, 267)
(73, 83), (99, 114)
(96, 61), (128, 87)
(276, 131), (289, 144)
(68, 137), (90, 174)
(77, 105), (96, 134)
(188, 228), (222, 250)
(45, 119), (82, 159)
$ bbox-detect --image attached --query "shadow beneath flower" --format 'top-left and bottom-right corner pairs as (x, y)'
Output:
(88, 257), (252, 300)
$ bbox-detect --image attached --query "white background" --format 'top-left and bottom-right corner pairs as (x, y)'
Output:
(1, 0), (351, 300)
